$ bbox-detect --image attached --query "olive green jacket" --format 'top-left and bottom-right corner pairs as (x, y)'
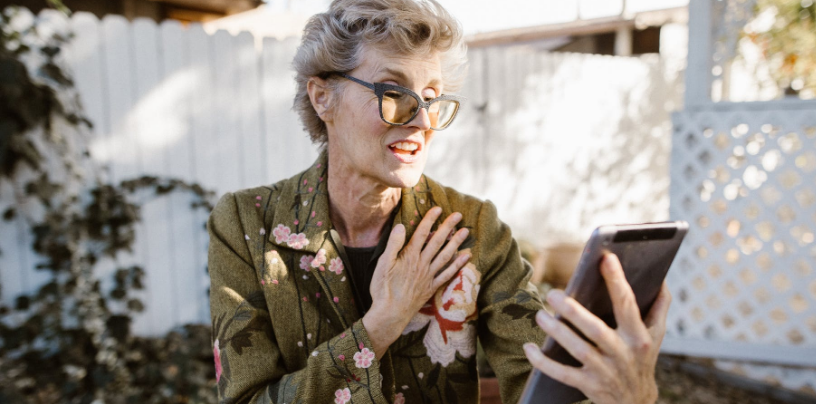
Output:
(208, 153), (577, 404)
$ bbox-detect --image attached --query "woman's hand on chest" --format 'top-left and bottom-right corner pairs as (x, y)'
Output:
(362, 206), (472, 358)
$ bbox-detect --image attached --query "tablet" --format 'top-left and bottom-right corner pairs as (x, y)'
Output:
(517, 221), (689, 404)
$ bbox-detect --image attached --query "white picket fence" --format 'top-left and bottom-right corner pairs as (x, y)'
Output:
(0, 10), (681, 337)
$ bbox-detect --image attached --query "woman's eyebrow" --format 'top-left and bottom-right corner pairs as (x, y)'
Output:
(381, 68), (442, 88)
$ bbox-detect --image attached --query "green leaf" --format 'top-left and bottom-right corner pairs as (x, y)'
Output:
(492, 291), (511, 304)
(501, 304), (537, 328)
(2, 207), (15, 221)
(426, 364), (440, 387)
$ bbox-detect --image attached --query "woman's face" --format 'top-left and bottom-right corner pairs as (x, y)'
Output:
(324, 45), (444, 189)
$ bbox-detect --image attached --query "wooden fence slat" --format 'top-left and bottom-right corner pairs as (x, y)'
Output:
(159, 20), (207, 326)
(211, 30), (243, 193)
(186, 24), (217, 324)
(132, 18), (175, 336)
(236, 31), (267, 189)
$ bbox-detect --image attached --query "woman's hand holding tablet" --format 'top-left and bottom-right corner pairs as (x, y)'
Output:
(519, 221), (688, 404)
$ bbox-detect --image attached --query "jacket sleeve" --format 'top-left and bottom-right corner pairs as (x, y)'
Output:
(474, 201), (592, 404)
(208, 193), (389, 404)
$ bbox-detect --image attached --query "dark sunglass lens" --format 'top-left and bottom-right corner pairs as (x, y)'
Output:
(381, 89), (419, 124)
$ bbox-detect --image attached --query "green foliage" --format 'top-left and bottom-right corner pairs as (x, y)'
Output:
(0, 6), (218, 403)
(746, 0), (816, 95)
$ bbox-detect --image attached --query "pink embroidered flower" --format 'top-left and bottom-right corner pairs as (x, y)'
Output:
(334, 388), (351, 404)
(394, 393), (405, 404)
(259, 228), (266, 236)
(338, 354), (345, 361)
(213, 339), (223, 382)
(311, 249), (327, 268)
(272, 279), (279, 285)
(272, 224), (291, 244)
(299, 255), (313, 271)
(329, 258), (344, 275)
(402, 262), (481, 366)
(287, 233), (309, 249)
(353, 347), (375, 369)
(333, 296), (340, 303)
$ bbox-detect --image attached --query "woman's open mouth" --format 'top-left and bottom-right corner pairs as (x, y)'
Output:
(388, 141), (422, 163)
(389, 141), (420, 155)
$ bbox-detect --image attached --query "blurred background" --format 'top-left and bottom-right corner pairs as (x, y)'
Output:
(0, 0), (814, 403)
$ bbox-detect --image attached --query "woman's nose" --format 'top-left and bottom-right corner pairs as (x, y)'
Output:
(407, 106), (432, 131)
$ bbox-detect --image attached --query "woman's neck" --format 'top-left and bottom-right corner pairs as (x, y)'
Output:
(327, 156), (400, 248)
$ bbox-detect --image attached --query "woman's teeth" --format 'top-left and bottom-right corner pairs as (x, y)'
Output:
(390, 142), (419, 152)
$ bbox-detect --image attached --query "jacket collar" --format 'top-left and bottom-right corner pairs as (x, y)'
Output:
(267, 152), (450, 253)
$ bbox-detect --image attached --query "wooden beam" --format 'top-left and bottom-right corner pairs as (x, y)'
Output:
(465, 6), (687, 48)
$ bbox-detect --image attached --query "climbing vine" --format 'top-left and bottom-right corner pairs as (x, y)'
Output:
(0, 4), (217, 402)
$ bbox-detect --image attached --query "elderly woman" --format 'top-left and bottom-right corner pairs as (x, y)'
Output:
(207, 0), (671, 403)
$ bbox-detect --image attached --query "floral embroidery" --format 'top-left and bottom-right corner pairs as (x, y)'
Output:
(334, 388), (351, 404)
(394, 392), (405, 404)
(272, 224), (291, 244)
(329, 258), (344, 275)
(353, 347), (375, 369)
(402, 263), (481, 366)
(299, 255), (313, 271)
(287, 232), (309, 249)
(338, 354), (345, 361)
(213, 339), (223, 382)
(311, 249), (327, 268)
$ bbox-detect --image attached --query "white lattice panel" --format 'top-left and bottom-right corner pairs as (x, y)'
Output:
(665, 105), (816, 372)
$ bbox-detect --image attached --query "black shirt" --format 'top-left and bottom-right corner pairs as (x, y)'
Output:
(343, 245), (377, 312)
(328, 204), (399, 314)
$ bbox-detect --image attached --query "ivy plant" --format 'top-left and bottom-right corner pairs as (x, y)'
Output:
(0, 4), (218, 403)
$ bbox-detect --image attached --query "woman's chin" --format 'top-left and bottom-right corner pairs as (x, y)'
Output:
(385, 167), (424, 189)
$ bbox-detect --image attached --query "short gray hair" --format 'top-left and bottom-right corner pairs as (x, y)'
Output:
(292, 0), (468, 146)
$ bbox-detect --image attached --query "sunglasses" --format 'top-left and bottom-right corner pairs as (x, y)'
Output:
(336, 73), (464, 130)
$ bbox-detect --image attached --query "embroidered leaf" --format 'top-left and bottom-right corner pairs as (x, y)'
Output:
(233, 309), (252, 322)
(213, 312), (227, 340)
(229, 329), (253, 355)
(501, 304), (538, 328)
(393, 324), (428, 357)
(467, 355), (478, 381)
(514, 290), (533, 304)
(279, 374), (300, 404)
(445, 380), (459, 404)
(247, 290), (268, 311)
(220, 349), (232, 382)
(426, 364), (441, 387)
(492, 291), (511, 304)
(458, 230), (475, 250)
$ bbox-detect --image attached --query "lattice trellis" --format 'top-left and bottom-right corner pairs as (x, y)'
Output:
(665, 106), (816, 370)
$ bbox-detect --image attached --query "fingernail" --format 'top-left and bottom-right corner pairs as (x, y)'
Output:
(523, 343), (539, 355)
(536, 310), (551, 327)
(453, 212), (462, 221)
(459, 253), (471, 263)
(393, 224), (404, 234)
(546, 289), (564, 303)
(460, 228), (469, 237)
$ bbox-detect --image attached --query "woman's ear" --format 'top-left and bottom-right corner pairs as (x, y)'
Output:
(307, 77), (334, 122)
